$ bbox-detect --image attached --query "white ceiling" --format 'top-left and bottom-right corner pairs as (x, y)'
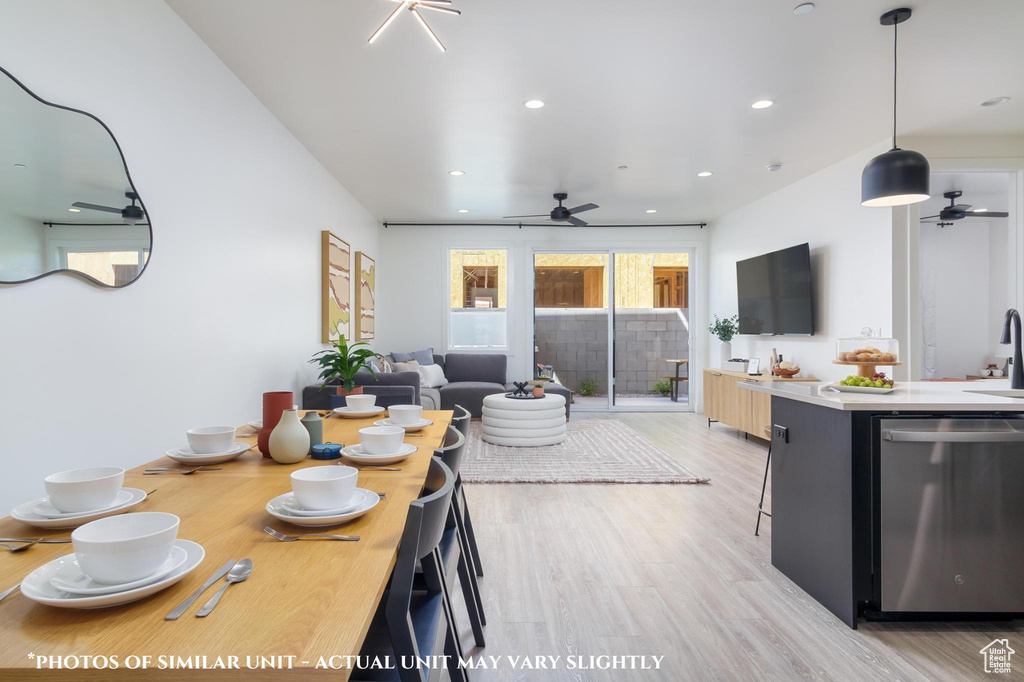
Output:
(167, 0), (1024, 224)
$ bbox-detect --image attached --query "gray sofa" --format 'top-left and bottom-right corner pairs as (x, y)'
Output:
(303, 352), (571, 418)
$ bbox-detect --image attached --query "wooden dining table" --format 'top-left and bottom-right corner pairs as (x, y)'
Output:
(0, 410), (453, 680)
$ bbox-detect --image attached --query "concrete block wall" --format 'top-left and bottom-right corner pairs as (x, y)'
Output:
(534, 308), (690, 394)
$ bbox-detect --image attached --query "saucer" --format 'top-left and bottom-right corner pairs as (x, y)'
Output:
(266, 488), (380, 527)
(165, 442), (252, 465)
(278, 490), (370, 517)
(373, 417), (432, 432)
(20, 540), (204, 609)
(31, 489), (134, 519)
(341, 443), (417, 465)
(332, 405), (386, 419)
(49, 545), (188, 595)
(12, 488), (147, 529)
(247, 418), (262, 430)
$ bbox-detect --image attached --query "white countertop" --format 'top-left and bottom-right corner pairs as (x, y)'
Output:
(740, 379), (1024, 412)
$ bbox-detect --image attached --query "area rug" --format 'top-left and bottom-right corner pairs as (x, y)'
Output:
(461, 419), (709, 484)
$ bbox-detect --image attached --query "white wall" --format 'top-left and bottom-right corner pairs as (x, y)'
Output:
(376, 224), (706, 397)
(0, 0), (378, 514)
(707, 142), (894, 382)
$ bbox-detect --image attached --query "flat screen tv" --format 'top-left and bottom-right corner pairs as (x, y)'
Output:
(736, 243), (813, 335)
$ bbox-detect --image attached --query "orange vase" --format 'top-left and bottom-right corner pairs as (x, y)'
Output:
(259, 391), (294, 457)
(335, 385), (364, 397)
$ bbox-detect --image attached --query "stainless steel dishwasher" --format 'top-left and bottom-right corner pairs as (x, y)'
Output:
(880, 418), (1024, 613)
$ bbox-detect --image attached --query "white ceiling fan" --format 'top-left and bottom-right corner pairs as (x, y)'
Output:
(368, 0), (461, 52)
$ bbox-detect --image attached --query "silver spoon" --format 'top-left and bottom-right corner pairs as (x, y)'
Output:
(195, 558), (252, 617)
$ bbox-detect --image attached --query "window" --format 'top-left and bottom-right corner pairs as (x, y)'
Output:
(449, 248), (509, 350)
(63, 248), (149, 287)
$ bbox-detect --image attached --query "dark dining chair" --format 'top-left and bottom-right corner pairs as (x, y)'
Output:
(451, 405), (483, 578)
(355, 458), (467, 682)
(434, 426), (486, 647)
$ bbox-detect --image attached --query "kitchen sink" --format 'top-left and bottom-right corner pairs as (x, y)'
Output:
(964, 389), (1024, 399)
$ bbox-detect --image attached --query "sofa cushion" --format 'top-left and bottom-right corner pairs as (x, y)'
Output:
(443, 353), (506, 384)
(439, 381), (506, 416)
(420, 387), (441, 411)
(391, 359), (420, 374)
(391, 347), (435, 365)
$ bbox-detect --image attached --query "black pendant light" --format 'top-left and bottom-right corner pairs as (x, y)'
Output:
(861, 8), (930, 207)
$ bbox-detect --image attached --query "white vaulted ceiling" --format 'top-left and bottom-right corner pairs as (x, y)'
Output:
(167, 0), (1024, 223)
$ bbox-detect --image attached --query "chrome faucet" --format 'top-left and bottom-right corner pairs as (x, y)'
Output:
(1001, 309), (1024, 389)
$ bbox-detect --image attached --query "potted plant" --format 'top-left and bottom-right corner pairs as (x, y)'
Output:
(708, 314), (739, 368)
(309, 334), (381, 396)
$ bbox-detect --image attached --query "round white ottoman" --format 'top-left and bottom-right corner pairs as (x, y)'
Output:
(481, 393), (567, 446)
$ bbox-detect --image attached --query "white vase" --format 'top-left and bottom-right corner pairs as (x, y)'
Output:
(269, 409), (310, 465)
(720, 341), (732, 367)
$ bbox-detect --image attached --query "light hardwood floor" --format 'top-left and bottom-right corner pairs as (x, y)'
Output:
(454, 412), (1023, 681)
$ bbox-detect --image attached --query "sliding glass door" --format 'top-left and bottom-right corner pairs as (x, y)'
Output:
(533, 248), (694, 411)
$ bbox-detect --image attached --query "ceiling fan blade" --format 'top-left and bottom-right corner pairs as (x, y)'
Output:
(567, 203), (599, 214)
(950, 203), (972, 211)
(503, 214), (548, 219)
(72, 202), (122, 214)
(567, 216), (588, 227)
(919, 214), (941, 220)
(967, 211), (1009, 218)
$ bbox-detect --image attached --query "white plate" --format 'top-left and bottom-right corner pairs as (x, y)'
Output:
(332, 405), (386, 419)
(20, 540), (204, 609)
(49, 545), (188, 595)
(165, 442), (252, 465)
(12, 488), (148, 529)
(373, 417), (432, 432)
(247, 419), (262, 431)
(278, 490), (370, 517)
(31, 489), (135, 519)
(828, 382), (897, 394)
(266, 488), (380, 527)
(341, 443), (417, 465)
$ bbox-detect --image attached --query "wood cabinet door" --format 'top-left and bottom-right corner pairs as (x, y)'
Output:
(704, 371), (725, 421)
(728, 378), (754, 433)
(749, 390), (771, 438)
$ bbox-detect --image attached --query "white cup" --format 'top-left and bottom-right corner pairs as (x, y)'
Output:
(72, 512), (179, 584)
(359, 426), (405, 455)
(186, 426), (236, 454)
(291, 466), (358, 511)
(44, 467), (125, 514)
(344, 394), (377, 412)
(388, 405), (423, 425)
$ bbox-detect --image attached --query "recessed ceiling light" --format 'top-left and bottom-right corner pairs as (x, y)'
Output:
(68, 207), (81, 213)
(793, 3), (815, 15)
(981, 96), (1011, 107)
(448, 169), (465, 176)
(974, 208), (988, 212)
(645, 209), (658, 214)
(751, 100), (774, 109)
(457, 209), (469, 213)
(697, 171), (713, 177)
(618, 165), (628, 171)
(524, 100), (545, 109)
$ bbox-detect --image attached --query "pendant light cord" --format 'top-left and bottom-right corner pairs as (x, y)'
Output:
(892, 20), (898, 148)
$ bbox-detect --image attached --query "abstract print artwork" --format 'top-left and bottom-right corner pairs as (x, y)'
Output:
(321, 231), (351, 342)
(355, 251), (376, 340)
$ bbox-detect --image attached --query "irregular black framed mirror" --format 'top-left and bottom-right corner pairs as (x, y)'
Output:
(0, 66), (151, 288)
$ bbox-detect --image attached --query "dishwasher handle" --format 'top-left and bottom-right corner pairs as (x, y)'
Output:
(883, 429), (1024, 443)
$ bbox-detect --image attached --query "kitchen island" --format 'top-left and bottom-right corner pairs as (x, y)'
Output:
(742, 380), (1024, 628)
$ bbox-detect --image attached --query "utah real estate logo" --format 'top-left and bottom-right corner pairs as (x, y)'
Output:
(980, 639), (1015, 674)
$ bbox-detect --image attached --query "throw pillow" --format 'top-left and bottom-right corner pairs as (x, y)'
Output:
(418, 363), (449, 389)
(369, 356), (392, 374)
(391, 347), (435, 365)
(391, 359), (420, 375)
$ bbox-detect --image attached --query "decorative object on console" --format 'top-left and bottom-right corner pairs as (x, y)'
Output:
(860, 8), (930, 208)
(0, 66), (152, 288)
(747, 358), (761, 376)
(321, 231), (351, 343)
(300, 411), (324, 453)
(309, 334), (380, 396)
(259, 391), (295, 457)
(268, 410), (311, 465)
(772, 361), (801, 378)
(355, 252), (376, 340)
(709, 314), (739, 367)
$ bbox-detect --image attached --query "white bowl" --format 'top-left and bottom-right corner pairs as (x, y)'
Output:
(71, 512), (180, 584)
(344, 394), (377, 412)
(388, 405), (423, 425)
(186, 426), (236, 454)
(291, 466), (358, 511)
(44, 467), (125, 514)
(359, 426), (406, 455)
